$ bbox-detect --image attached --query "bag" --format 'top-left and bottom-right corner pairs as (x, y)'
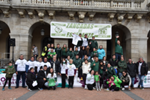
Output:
(32, 81), (38, 87)
(48, 79), (56, 87)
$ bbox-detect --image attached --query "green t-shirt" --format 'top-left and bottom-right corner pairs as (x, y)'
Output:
(94, 75), (100, 82)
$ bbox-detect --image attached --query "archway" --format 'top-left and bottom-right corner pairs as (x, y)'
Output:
(107, 24), (131, 61)
(147, 31), (150, 68)
(0, 21), (10, 59)
(29, 21), (53, 59)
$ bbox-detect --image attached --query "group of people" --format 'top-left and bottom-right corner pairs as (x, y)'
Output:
(1, 34), (148, 92)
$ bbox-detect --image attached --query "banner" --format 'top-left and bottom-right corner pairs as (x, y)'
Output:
(50, 22), (112, 39)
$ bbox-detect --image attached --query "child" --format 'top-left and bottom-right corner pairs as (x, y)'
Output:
(47, 49), (56, 62)
(60, 58), (68, 88)
(94, 71), (101, 91)
(2, 61), (15, 91)
(66, 59), (76, 89)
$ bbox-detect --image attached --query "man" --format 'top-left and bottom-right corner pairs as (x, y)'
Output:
(37, 65), (49, 90)
(36, 57), (44, 73)
(136, 58), (148, 90)
(15, 55), (27, 88)
(109, 54), (118, 67)
(26, 56), (37, 73)
(118, 56), (127, 78)
(89, 36), (98, 52)
(82, 34), (88, 48)
(32, 45), (38, 61)
(47, 48), (56, 62)
(50, 55), (60, 74)
(41, 43), (51, 61)
(90, 48), (98, 59)
(43, 57), (51, 73)
(72, 33), (83, 51)
(97, 45), (105, 61)
(73, 47), (79, 58)
(115, 35), (123, 61)
(55, 44), (61, 62)
(127, 59), (136, 88)
(91, 56), (99, 72)
(73, 54), (82, 81)
(67, 47), (74, 59)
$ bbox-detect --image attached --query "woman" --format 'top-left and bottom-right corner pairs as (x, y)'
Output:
(60, 58), (68, 88)
(26, 68), (38, 91)
(79, 46), (87, 59)
(99, 61), (106, 89)
(86, 70), (95, 90)
(61, 44), (68, 58)
(86, 45), (91, 60)
(45, 68), (57, 90)
(49, 43), (55, 52)
(82, 59), (91, 89)
(120, 71), (131, 91)
(103, 56), (108, 66)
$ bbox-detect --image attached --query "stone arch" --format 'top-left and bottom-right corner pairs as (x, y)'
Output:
(0, 20), (11, 59)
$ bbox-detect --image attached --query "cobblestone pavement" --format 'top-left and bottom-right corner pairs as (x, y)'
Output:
(1, 87), (150, 100)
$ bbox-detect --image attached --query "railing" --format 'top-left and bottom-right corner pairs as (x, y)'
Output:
(0, 0), (144, 9)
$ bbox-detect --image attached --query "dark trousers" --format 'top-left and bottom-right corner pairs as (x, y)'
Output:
(115, 53), (121, 61)
(69, 76), (74, 88)
(34, 55), (38, 61)
(3, 77), (11, 88)
(121, 81), (129, 88)
(110, 85), (119, 91)
(57, 57), (61, 63)
(34, 67), (38, 74)
(78, 68), (82, 78)
(16, 71), (26, 87)
(100, 78), (104, 86)
(83, 74), (87, 85)
(61, 74), (66, 88)
(87, 84), (94, 90)
(26, 82), (38, 90)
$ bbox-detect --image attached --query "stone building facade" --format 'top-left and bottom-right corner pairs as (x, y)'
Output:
(0, 0), (150, 64)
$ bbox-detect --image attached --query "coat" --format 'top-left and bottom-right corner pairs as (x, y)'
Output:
(73, 58), (82, 68)
(106, 66), (116, 78)
(136, 61), (148, 75)
(91, 61), (99, 72)
(67, 51), (74, 59)
(115, 38), (123, 55)
(3, 66), (15, 78)
(26, 72), (36, 84)
(50, 60), (60, 73)
(109, 58), (118, 67)
(55, 47), (61, 58)
(118, 60), (127, 73)
(97, 48), (105, 60)
(127, 62), (136, 78)
(89, 40), (98, 50)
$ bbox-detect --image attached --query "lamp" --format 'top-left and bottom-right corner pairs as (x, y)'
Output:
(0, 28), (2, 35)
(41, 29), (44, 36)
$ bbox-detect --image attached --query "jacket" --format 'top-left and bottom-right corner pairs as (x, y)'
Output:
(67, 51), (74, 59)
(97, 48), (105, 60)
(109, 58), (118, 67)
(79, 50), (87, 58)
(113, 75), (122, 88)
(55, 47), (61, 58)
(120, 73), (131, 86)
(50, 60), (60, 73)
(127, 62), (136, 78)
(90, 51), (98, 58)
(106, 66), (116, 78)
(3, 66), (15, 78)
(115, 38), (123, 55)
(136, 61), (148, 75)
(89, 40), (98, 50)
(61, 47), (68, 56)
(47, 52), (56, 59)
(118, 60), (127, 73)
(91, 61), (99, 72)
(73, 58), (82, 68)
(33, 47), (38, 55)
(82, 62), (91, 74)
(73, 51), (79, 57)
(26, 71), (36, 84)
(37, 69), (48, 82)
(98, 64), (106, 77)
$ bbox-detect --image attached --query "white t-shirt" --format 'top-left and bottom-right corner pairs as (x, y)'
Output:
(86, 73), (94, 84)
(47, 73), (57, 79)
(82, 37), (88, 46)
(60, 64), (68, 74)
(36, 61), (44, 72)
(138, 62), (142, 75)
(43, 62), (51, 68)
(67, 64), (76, 76)
(15, 59), (27, 72)
(72, 34), (81, 45)
(26, 60), (37, 70)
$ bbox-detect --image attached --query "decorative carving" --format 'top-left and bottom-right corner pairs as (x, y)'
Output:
(116, 14), (125, 24)
(47, 11), (55, 19)
(36, 10), (45, 20)
(17, 9), (26, 18)
(78, 12), (86, 23)
(125, 13), (134, 22)
(27, 10), (35, 19)
(68, 12), (75, 20)
(108, 13), (115, 22)
(1, 9), (10, 18)
(134, 14), (143, 22)
(88, 12), (96, 21)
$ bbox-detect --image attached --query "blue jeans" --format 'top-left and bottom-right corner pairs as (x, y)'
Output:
(131, 77), (135, 87)
(16, 72), (26, 87)
(118, 72), (122, 78)
(138, 75), (145, 88)
(115, 53), (121, 61)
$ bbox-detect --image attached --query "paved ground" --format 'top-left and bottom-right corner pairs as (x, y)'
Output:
(0, 87), (150, 100)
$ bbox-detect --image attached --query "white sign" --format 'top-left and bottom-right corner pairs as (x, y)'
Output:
(50, 22), (112, 39)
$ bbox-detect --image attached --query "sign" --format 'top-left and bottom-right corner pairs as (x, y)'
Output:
(50, 22), (112, 39)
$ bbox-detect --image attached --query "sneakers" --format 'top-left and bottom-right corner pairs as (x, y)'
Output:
(93, 87), (96, 90)
(122, 88), (125, 91)
(8, 87), (12, 90)
(40, 88), (43, 91)
(15, 87), (19, 89)
(2, 87), (5, 91)
(84, 85), (87, 90)
(141, 87), (144, 90)
(97, 88), (99, 91)
(128, 88), (131, 91)
(105, 88), (109, 91)
(28, 88), (32, 91)
(77, 78), (80, 82)
(101, 85), (103, 89)
(22, 86), (27, 88)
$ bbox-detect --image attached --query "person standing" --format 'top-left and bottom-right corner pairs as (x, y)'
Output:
(15, 55), (27, 88)
(82, 34), (88, 48)
(26, 56), (37, 73)
(61, 44), (68, 58)
(2, 61), (15, 91)
(115, 35), (123, 61)
(55, 44), (61, 62)
(36, 57), (44, 73)
(109, 54), (118, 67)
(118, 56), (127, 78)
(89, 36), (98, 52)
(136, 57), (148, 90)
(73, 47), (79, 58)
(90, 48), (98, 60)
(32, 45), (38, 61)
(41, 43), (51, 61)
(79, 46), (87, 59)
(91, 56), (99, 72)
(50, 55), (60, 75)
(67, 47), (74, 59)
(127, 59), (136, 88)
(72, 33), (83, 51)
(43, 57), (51, 73)
(97, 45), (105, 62)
